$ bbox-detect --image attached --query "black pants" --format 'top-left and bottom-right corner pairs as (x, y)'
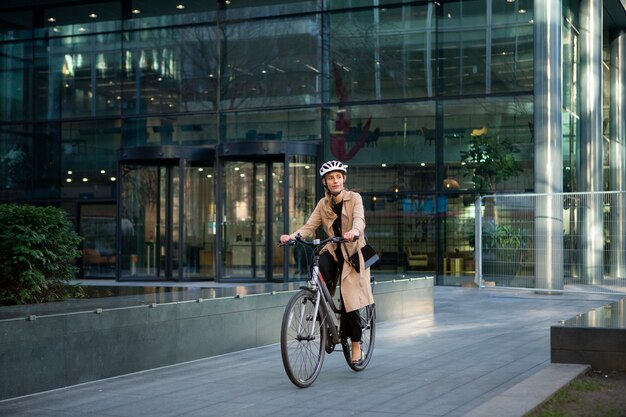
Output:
(319, 251), (363, 343)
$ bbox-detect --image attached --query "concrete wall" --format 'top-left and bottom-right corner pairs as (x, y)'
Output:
(0, 277), (433, 400)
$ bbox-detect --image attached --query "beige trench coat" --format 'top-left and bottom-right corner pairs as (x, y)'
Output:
(288, 190), (375, 312)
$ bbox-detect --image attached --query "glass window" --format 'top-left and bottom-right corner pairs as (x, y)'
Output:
(0, 10), (33, 42)
(220, 16), (321, 109)
(324, 102), (435, 170)
(493, 0), (534, 25)
(444, 96), (533, 193)
(439, 29), (487, 95)
(60, 120), (120, 199)
(122, 26), (218, 115)
(491, 25), (534, 93)
(0, 124), (30, 193)
(126, 0), (217, 29)
(35, 1), (121, 39)
(33, 34), (122, 120)
(329, 4), (433, 102)
(0, 40), (30, 121)
(183, 161), (216, 280)
(122, 115), (217, 147)
(440, 193), (476, 285)
(80, 203), (117, 278)
(285, 156), (316, 280)
(223, 108), (319, 142)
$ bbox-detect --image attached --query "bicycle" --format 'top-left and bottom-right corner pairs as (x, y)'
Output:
(279, 235), (376, 388)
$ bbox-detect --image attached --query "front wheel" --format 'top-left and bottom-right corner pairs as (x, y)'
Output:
(280, 290), (327, 388)
(343, 303), (376, 371)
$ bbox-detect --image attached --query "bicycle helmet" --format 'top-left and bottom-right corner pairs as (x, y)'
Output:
(319, 160), (347, 177)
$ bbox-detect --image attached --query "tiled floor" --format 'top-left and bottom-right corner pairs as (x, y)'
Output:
(0, 286), (621, 417)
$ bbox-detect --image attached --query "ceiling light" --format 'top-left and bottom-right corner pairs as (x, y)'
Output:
(176, 4), (185, 10)
(48, 17), (56, 22)
(89, 13), (98, 19)
(132, 9), (141, 14)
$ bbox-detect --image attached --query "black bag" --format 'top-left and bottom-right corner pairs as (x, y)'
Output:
(349, 243), (379, 273)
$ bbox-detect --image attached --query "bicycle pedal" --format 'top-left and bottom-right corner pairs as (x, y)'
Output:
(325, 343), (336, 354)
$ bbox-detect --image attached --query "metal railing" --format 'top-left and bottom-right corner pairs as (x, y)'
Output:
(475, 191), (626, 295)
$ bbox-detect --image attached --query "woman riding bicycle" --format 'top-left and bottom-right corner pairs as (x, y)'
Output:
(280, 160), (375, 364)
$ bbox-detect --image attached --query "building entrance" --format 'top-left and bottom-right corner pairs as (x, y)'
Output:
(118, 146), (215, 281)
(220, 161), (284, 281)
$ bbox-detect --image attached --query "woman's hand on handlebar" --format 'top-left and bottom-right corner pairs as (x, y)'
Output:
(343, 231), (359, 242)
(279, 234), (292, 244)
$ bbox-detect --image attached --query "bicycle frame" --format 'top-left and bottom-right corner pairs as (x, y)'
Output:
(293, 237), (346, 345)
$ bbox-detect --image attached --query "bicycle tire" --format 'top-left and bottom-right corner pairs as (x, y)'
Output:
(343, 303), (376, 371)
(280, 289), (327, 388)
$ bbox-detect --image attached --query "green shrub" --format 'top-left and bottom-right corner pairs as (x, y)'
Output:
(0, 204), (84, 305)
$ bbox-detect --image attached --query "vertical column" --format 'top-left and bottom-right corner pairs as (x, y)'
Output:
(610, 30), (626, 278)
(534, 0), (563, 291)
(579, 0), (604, 284)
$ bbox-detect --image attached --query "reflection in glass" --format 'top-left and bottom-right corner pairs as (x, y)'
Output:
(220, 16), (321, 109)
(81, 204), (117, 278)
(183, 162), (216, 280)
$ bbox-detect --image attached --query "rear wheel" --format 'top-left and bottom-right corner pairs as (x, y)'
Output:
(343, 303), (376, 371)
(280, 290), (327, 388)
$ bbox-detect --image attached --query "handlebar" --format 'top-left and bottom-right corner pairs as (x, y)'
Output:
(278, 234), (357, 249)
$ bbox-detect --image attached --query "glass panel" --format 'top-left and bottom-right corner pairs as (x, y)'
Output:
(33, 33), (122, 119)
(122, 115), (217, 147)
(120, 164), (159, 278)
(221, 16), (321, 109)
(440, 193), (476, 285)
(221, 161), (269, 280)
(0, 125), (30, 194)
(329, 4), (433, 102)
(0, 10), (33, 41)
(122, 26), (218, 116)
(60, 120), (120, 200)
(171, 165), (180, 278)
(324, 102), (435, 171)
(184, 162), (216, 280)
(444, 96), (533, 193)
(0, 40), (29, 121)
(80, 203), (117, 278)
(285, 157), (316, 280)
(254, 165), (266, 276)
(493, 0), (534, 25)
(127, 0), (217, 29)
(439, 29), (487, 95)
(222, 161), (252, 278)
(36, 1), (121, 38)
(223, 108), (319, 142)
(491, 25), (534, 93)
(27, 124), (62, 201)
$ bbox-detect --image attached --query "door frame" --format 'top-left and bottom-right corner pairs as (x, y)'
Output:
(117, 145), (215, 281)
(216, 141), (318, 282)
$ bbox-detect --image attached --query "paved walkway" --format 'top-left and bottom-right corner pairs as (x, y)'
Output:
(0, 287), (621, 417)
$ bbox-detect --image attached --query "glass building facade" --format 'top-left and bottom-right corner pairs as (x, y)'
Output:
(0, 0), (624, 284)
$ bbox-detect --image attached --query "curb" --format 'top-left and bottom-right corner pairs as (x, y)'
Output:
(463, 363), (591, 417)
